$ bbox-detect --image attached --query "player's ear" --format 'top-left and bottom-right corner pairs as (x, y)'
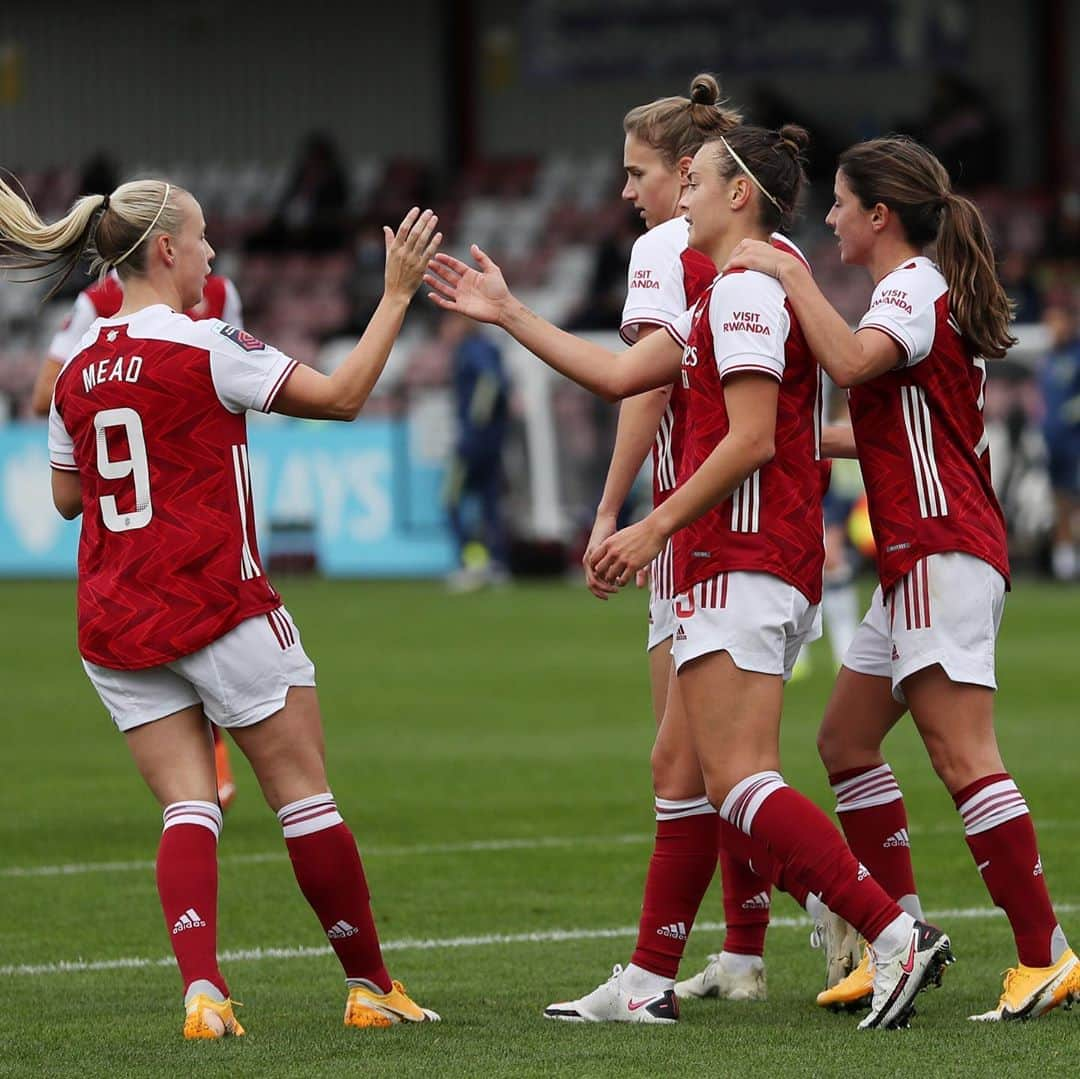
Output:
(676, 155), (694, 183)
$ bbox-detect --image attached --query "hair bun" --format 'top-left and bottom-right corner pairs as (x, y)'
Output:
(689, 73), (720, 107)
(777, 123), (810, 158)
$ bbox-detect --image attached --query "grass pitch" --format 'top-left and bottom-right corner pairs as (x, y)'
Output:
(1, 575), (1077, 1077)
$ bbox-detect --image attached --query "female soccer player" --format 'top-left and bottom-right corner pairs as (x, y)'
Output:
(591, 73), (785, 1004)
(31, 266), (248, 811)
(428, 124), (955, 1031)
(723, 134), (1080, 1021)
(0, 177), (442, 1038)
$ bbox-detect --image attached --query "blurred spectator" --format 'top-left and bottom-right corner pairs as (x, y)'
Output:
(439, 311), (512, 591)
(51, 151), (121, 302)
(1037, 303), (1080, 580)
(566, 204), (639, 331)
(1000, 251), (1043, 325)
(895, 72), (1005, 190)
(247, 131), (350, 253)
(745, 82), (845, 185)
(342, 216), (390, 335)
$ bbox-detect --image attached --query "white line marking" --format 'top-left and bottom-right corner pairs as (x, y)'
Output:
(2, 821), (1074, 880)
(4, 903), (1077, 979)
(0, 833), (651, 879)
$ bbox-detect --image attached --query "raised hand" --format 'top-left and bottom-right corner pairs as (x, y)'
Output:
(424, 245), (512, 325)
(589, 516), (666, 591)
(383, 208), (443, 298)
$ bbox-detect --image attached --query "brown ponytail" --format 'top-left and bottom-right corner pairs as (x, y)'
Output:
(838, 137), (1016, 359)
(936, 192), (1016, 359)
(623, 72), (743, 169)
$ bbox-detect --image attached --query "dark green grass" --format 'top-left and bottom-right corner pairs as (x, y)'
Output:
(1, 576), (1077, 1077)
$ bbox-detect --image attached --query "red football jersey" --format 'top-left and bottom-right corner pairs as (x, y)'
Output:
(49, 305), (297, 669)
(850, 256), (1009, 592)
(48, 272), (243, 363)
(667, 267), (824, 603)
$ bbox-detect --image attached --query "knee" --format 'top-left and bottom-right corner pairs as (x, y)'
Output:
(921, 733), (1001, 796)
(650, 739), (704, 801)
(816, 713), (847, 773)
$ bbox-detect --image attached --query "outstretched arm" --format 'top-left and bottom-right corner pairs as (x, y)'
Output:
(722, 241), (902, 387)
(426, 246), (682, 401)
(274, 208), (443, 420)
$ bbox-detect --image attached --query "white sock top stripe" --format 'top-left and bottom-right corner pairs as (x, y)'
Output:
(959, 780), (1029, 836)
(276, 792), (337, 824)
(832, 764), (903, 811)
(162, 801), (222, 838)
(719, 771), (786, 834)
(655, 795), (715, 821)
(278, 793), (344, 839)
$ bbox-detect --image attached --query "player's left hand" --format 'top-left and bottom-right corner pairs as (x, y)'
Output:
(589, 517), (665, 589)
(722, 239), (798, 280)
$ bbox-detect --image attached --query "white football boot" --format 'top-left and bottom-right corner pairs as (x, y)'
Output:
(675, 953), (766, 1001)
(544, 964), (679, 1024)
(858, 922), (954, 1030)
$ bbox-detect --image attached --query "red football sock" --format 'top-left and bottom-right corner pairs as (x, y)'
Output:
(831, 764), (920, 910)
(954, 773), (1061, 967)
(157, 801), (228, 998)
(279, 794), (391, 992)
(716, 819), (771, 955)
(722, 772), (903, 943)
(719, 816), (809, 909)
(630, 798), (718, 978)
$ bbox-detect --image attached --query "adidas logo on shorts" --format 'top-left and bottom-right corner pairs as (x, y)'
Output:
(882, 829), (910, 848)
(675, 626), (687, 641)
(657, 921), (688, 940)
(172, 908), (206, 934)
(327, 920), (359, 939)
(741, 891), (771, 910)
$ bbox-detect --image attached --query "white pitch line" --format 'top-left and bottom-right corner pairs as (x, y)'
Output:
(0, 834), (650, 879)
(3, 904), (1077, 979)
(2, 819), (1074, 881)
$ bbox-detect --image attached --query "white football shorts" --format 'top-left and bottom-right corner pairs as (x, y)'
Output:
(669, 570), (820, 679)
(646, 536), (676, 652)
(843, 551), (1005, 702)
(648, 589), (676, 652)
(83, 606), (317, 733)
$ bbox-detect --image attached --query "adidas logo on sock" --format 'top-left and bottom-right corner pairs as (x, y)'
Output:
(675, 626), (687, 641)
(856, 862), (870, 882)
(1034, 857), (1043, 877)
(172, 908), (207, 934)
(882, 829), (910, 848)
(741, 891), (771, 910)
(657, 921), (688, 940)
(327, 919), (359, 939)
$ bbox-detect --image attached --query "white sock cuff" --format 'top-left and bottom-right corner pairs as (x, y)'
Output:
(162, 800), (222, 839)
(958, 778), (1029, 836)
(832, 763), (903, 812)
(719, 771), (786, 834)
(277, 791), (344, 838)
(655, 795), (714, 821)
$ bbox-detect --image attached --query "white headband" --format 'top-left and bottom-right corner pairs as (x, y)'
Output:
(719, 138), (783, 214)
(112, 183), (171, 267)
